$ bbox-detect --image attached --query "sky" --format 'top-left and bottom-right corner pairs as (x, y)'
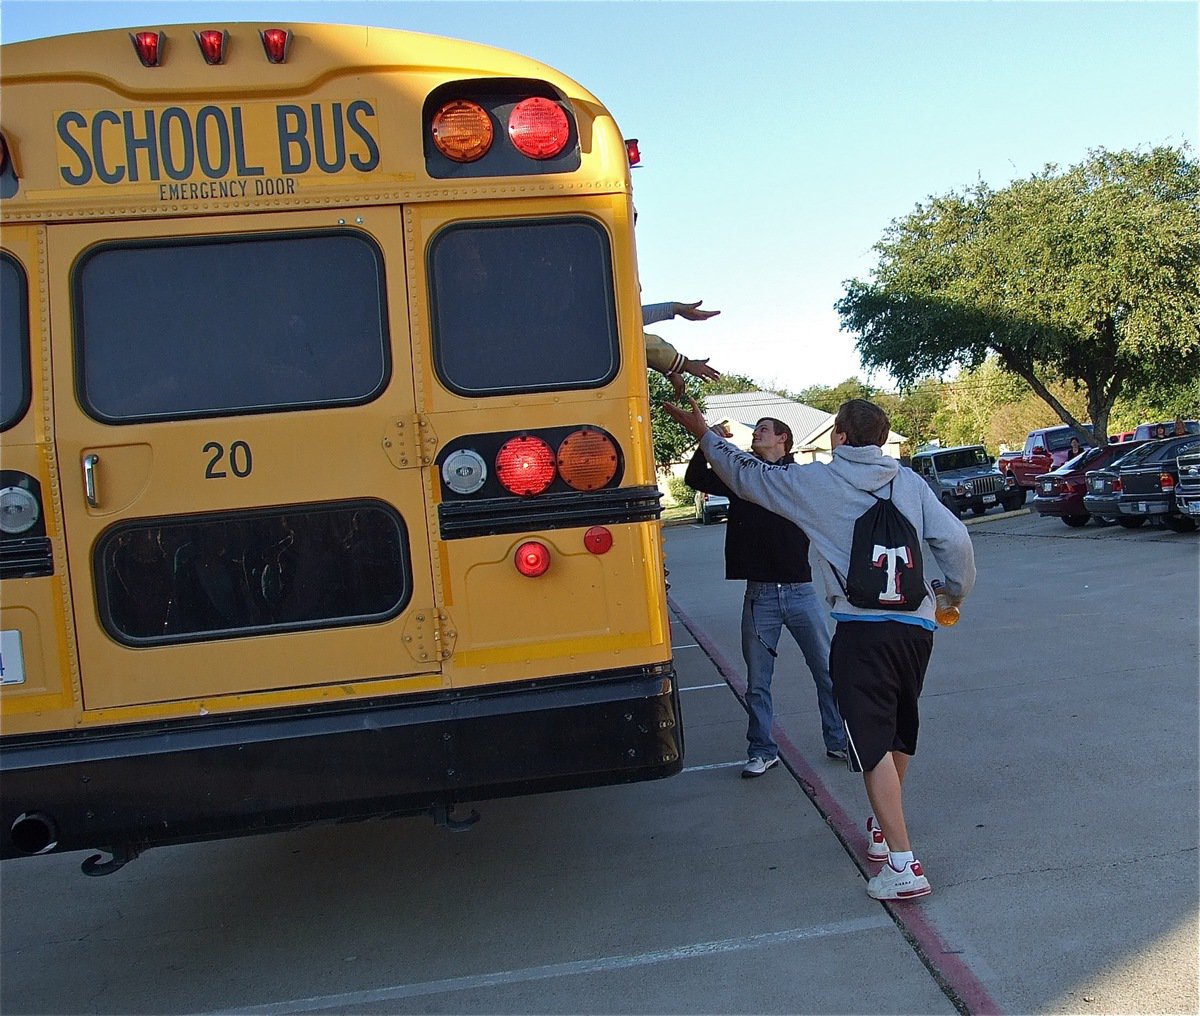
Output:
(2, 1), (1196, 392)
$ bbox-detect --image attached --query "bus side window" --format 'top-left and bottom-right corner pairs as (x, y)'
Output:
(0, 253), (31, 431)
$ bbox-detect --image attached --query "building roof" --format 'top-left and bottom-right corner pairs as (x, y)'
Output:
(702, 392), (834, 445)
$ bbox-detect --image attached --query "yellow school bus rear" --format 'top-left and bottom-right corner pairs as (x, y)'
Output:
(0, 23), (680, 870)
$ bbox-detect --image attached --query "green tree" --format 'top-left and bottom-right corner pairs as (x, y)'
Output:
(648, 371), (707, 468)
(794, 377), (879, 414)
(836, 146), (1200, 443)
(698, 371), (760, 397)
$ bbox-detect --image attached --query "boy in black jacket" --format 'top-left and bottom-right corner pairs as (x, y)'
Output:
(687, 418), (847, 776)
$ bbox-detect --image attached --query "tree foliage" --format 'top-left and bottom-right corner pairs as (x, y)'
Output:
(836, 146), (1200, 442)
(648, 370), (707, 468)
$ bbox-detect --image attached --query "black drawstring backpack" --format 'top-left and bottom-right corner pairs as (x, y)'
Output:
(841, 480), (926, 611)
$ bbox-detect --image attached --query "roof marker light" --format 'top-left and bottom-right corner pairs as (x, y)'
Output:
(130, 31), (164, 67)
(625, 138), (641, 166)
(260, 28), (291, 64)
(196, 30), (227, 65)
(508, 98), (569, 160)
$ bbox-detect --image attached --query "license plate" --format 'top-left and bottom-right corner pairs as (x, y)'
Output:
(1187, 501), (1200, 516)
(983, 494), (996, 504)
(1138, 502), (1148, 512)
(0, 630), (25, 686)
(1041, 482), (1053, 493)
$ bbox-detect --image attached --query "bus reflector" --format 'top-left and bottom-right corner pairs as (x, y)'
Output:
(260, 28), (291, 63)
(432, 101), (494, 162)
(557, 429), (618, 491)
(625, 138), (641, 166)
(130, 31), (164, 67)
(514, 541), (551, 577)
(496, 436), (556, 496)
(508, 98), (569, 159)
(196, 30), (227, 65)
(584, 527), (613, 555)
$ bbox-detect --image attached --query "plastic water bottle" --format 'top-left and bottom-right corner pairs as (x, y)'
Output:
(931, 580), (960, 627)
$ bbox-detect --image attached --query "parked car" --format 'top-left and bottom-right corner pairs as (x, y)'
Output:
(1083, 436), (1200, 531)
(999, 424), (1096, 492)
(1032, 441), (1147, 526)
(1175, 446), (1200, 522)
(694, 490), (729, 525)
(911, 445), (1018, 516)
(1109, 431), (1136, 443)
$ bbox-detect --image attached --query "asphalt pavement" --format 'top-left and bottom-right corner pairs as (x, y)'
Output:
(0, 507), (1195, 1014)
(666, 506), (1199, 1014)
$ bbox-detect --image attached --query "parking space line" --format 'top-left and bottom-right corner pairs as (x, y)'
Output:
(680, 682), (727, 692)
(214, 916), (893, 1014)
(681, 760), (744, 773)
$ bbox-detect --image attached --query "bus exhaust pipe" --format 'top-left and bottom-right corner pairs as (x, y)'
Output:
(9, 812), (58, 855)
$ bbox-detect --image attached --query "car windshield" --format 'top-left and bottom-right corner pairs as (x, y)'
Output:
(933, 449), (990, 471)
(1054, 447), (1106, 473)
(1107, 442), (1159, 470)
(1045, 426), (1093, 452)
(1142, 436), (1200, 463)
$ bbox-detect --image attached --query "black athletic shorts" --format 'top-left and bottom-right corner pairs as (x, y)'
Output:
(829, 620), (934, 774)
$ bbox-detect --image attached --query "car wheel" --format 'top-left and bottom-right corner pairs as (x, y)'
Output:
(1001, 495), (1024, 513)
(1062, 515), (1089, 527)
(1093, 515), (1118, 527)
(941, 496), (961, 518)
(1117, 517), (1146, 529)
(1164, 515), (1198, 533)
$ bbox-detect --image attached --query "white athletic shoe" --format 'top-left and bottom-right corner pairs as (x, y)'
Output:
(867, 859), (932, 901)
(741, 755), (778, 778)
(866, 816), (889, 863)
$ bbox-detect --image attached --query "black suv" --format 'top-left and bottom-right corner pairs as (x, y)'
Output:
(910, 445), (1018, 517)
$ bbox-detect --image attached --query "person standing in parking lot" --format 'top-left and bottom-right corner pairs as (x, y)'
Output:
(685, 417), (848, 777)
(666, 397), (975, 902)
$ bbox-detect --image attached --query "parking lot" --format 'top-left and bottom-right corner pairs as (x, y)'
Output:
(1, 509), (1195, 1014)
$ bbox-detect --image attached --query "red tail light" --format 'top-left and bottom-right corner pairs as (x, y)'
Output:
(260, 28), (291, 63)
(196, 30), (227, 65)
(508, 98), (569, 159)
(514, 541), (551, 577)
(496, 436), (556, 496)
(1161, 473), (1176, 490)
(1112, 478), (1123, 492)
(130, 31), (164, 67)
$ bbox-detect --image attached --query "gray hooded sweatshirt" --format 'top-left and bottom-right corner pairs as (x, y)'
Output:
(698, 432), (976, 627)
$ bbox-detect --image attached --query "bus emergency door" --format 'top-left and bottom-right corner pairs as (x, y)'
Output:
(48, 209), (442, 710)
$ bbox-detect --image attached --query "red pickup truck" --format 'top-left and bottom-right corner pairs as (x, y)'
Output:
(998, 424), (1095, 492)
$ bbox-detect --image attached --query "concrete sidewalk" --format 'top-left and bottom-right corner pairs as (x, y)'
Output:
(665, 510), (1199, 1014)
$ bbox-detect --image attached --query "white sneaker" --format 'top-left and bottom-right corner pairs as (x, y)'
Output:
(866, 816), (889, 863)
(741, 755), (778, 778)
(867, 859), (931, 901)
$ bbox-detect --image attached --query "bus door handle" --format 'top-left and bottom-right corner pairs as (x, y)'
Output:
(83, 453), (100, 508)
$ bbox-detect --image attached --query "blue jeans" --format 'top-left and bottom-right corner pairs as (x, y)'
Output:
(741, 581), (845, 758)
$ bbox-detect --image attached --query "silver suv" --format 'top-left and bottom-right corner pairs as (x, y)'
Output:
(910, 445), (1019, 517)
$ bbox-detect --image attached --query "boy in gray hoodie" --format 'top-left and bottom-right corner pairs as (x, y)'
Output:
(665, 397), (976, 901)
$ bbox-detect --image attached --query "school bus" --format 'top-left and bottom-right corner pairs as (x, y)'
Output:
(0, 23), (681, 873)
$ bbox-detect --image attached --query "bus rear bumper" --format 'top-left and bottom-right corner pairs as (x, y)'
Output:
(0, 663), (682, 861)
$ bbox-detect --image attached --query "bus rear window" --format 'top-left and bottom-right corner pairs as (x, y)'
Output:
(96, 502), (410, 645)
(428, 218), (618, 395)
(75, 232), (390, 422)
(1, 254), (31, 431)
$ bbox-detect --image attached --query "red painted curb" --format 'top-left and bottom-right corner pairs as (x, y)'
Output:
(669, 595), (1002, 1016)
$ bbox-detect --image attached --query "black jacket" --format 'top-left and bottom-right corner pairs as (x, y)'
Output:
(685, 445), (813, 583)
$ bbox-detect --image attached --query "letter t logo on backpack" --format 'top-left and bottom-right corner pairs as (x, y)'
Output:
(871, 544), (915, 605)
(844, 482), (926, 611)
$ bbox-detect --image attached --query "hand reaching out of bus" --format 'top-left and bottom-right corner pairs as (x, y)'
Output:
(673, 300), (720, 321)
(665, 372), (687, 400)
(641, 300), (721, 325)
(681, 357), (721, 383)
